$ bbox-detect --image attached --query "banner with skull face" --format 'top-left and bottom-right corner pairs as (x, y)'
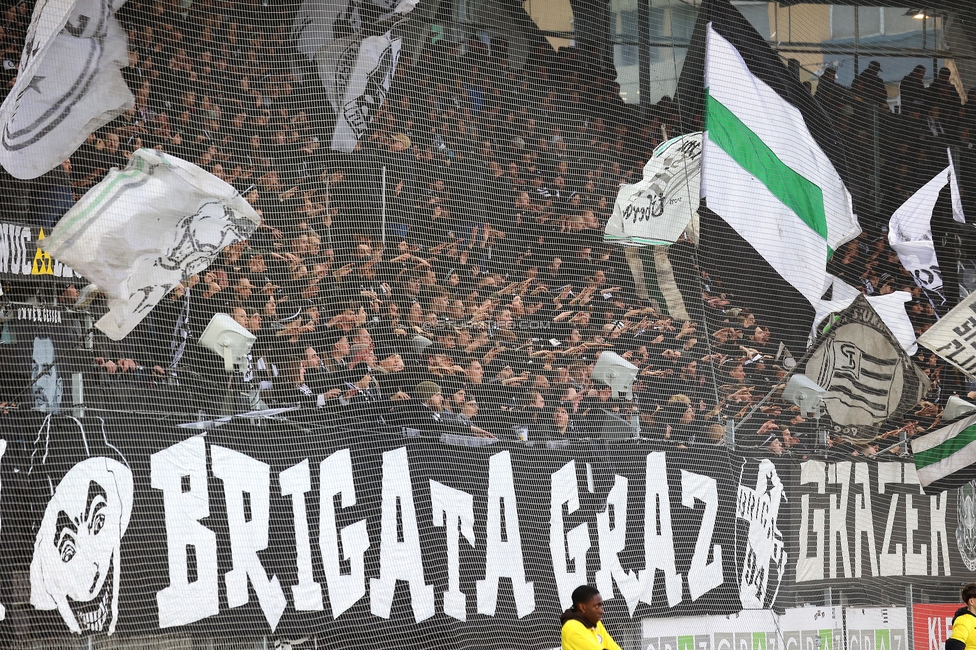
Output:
(0, 415), (974, 644)
(25, 415), (132, 636)
(31, 456), (132, 634)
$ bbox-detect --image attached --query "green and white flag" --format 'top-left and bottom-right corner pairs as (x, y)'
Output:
(41, 149), (260, 341)
(913, 413), (976, 494)
(703, 24), (860, 309)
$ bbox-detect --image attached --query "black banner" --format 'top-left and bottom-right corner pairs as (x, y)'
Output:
(0, 414), (973, 646)
(786, 458), (972, 592)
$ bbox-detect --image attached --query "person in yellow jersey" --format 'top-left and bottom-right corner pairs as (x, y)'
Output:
(949, 583), (976, 650)
(560, 585), (622, 650)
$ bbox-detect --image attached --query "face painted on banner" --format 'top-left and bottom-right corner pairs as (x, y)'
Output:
(30, 457), (134, 635)
(30, 336), (62, 413)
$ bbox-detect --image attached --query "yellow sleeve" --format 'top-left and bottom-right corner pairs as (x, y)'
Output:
(562, 620), (601, 650)
(597, 621), (623, 650)
(951, 614), (976, 645)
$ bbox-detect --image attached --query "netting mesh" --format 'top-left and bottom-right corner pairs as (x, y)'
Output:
(0, 0), (974, 646)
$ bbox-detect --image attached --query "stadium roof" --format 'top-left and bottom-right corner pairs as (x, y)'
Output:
(775, 0), (970, 9)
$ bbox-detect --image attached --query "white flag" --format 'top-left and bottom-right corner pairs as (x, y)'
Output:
(605, 132), (702, 246)
(918, 290), (976, 378)
(0, 0), (133, 179)
(949, 148), (965, 223)
(323, 32), (402, 152)
(40, 149), (259, 341)
(888, 150), (963, 295)
(814, 275), (918, 354)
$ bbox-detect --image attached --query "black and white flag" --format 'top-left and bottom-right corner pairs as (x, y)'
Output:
(323, 31), (402, 152)
(0, 0), (133, 179)
(917, 290), (976, 378)
(292, 0), (418, 152)
(39, 149), (260, 341)
(605, 132), (701, 246)
(805, 294), (929, 429)
(888, 148), (964, 297)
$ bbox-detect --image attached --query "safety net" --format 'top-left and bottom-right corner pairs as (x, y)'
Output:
(0, 0), (972, 647)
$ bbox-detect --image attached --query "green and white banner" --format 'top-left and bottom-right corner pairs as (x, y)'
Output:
(912, 412), (976, 493)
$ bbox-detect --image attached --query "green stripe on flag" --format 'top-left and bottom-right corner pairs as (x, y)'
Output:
(914, 423), (976, 469)
(705, 90), (830, 249)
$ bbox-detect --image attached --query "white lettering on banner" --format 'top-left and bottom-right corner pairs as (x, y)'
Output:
(429, 480), (475, 621)
(550, 460), (590, 610)
(0, 222), (78, 276)
(595, 475), (643, 614)
(682, 469), (723, 601)
(370, 447), (435, 622)
(931, 492), (951, 575)
(798, 461), (826, 582)
(211, 445), (287, 631)
(20, 225), (29, 275)
(279, 459), (323, 611)
(149, 441), (738, 628)
(150, 436), (219, 628)
(0, 223), (9, 272)
(476, 450), (535, 618)
(641, 453), (682, 607)
(879, 463), (905, 576)
(796, 461), (951, 581)
(904, 468), (927, 575)
(929, 615), (953, 650)
(853, 463), (879, 577)
(828, 462), (852, 579)
(15, 306), (63, 323)
(319, 448), (369, 618)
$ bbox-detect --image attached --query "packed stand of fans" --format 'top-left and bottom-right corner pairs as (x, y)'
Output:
(0, 0), (972, 458)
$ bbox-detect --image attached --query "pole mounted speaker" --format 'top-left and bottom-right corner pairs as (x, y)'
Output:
(591, 351), (639, 399)
(782, 374), (826, 418)
(198, 313), (256, 373)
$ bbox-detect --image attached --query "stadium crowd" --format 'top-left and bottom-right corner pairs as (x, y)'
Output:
(0, 0), (973, 457)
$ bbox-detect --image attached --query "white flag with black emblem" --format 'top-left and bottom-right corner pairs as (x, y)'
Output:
(40, 149), (259, 340)
(887, 148), (965, 297)
(326, 32), (401, 152)
(294, 0), (417, 152)
(805, 294), (929, 428)
(0, 0), (133, 179)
